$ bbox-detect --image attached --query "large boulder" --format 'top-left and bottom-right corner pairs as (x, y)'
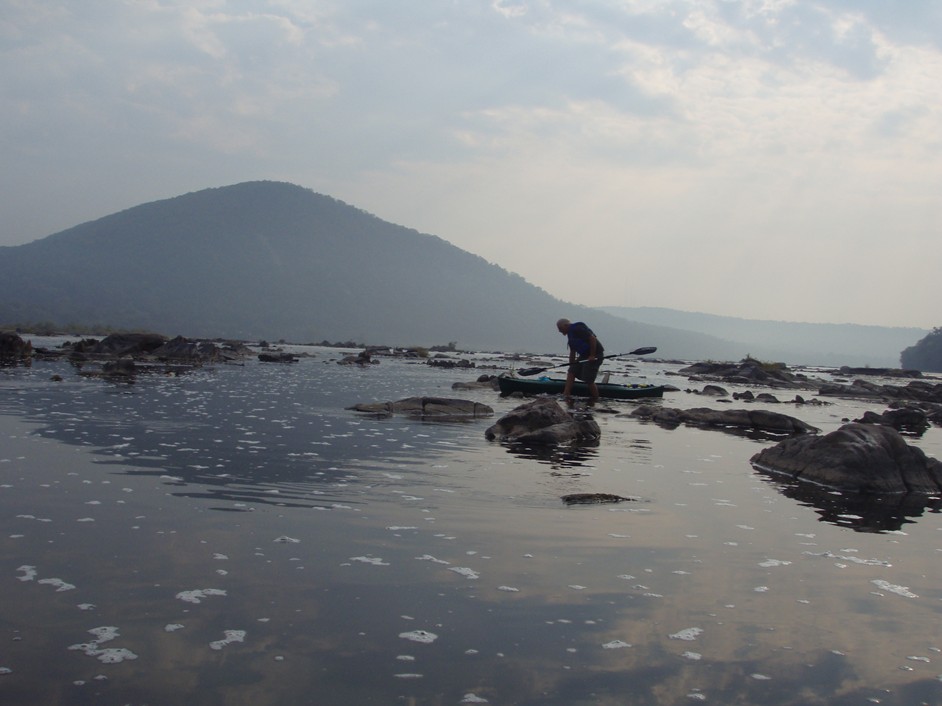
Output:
(630, 405), (818, 436)
(485, 398), (600, 445)
(349, 396), (493, 420)
(751, 422), (942, 494)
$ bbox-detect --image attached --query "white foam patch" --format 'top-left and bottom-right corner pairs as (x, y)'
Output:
(602, 640), (632, 649)
(460, 694), (489, 703)
(210, 630), (246, 650)
(399, 630), (438, 644)
(758, 559), (792, 568)
(38, 578), (76, 592)
(69, 626), (138, 663)
(175, 588), (227, 604)
(449, 567), (480, 579)
(871, 580), (918, 598)
(16, 565), (36, 582)
(416, 554), (450, 565)
(669, 628), (703, 641)
(350, 556), (390, 566)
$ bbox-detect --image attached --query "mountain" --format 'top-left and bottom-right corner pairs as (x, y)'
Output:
(0, 181), (638, 353)
(0, 181), (925, 365)
(599, 306), (928, 368)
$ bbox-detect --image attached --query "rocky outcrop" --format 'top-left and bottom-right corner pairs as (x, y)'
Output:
(630, 405), (818, 436)
(485, 398), (600, 445)
(678, 358), (809, 388)
(0, 332), (32, 366)
(82, 333), (168, 357)
(349, 396), (493, 420)
(751, 422), (942, 494)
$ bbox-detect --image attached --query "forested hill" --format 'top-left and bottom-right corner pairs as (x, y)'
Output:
(0, 181), (925, 366)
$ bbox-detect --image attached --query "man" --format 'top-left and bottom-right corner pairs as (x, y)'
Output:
(556, 318), (605, 401)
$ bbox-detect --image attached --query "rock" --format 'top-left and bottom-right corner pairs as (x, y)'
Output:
(484, 398), (600, 445)
(152, 336), (237, 363)
(427, 357), (474, 369)
(0, 332), (32, 366)
(102, 358), (137, 376)
(838, 366), (921, 378)
(630, 405), (818, 436)
(561, 493), (638, 505)
(258, 351), (298, 363)
(348, 396), (493, 420)
(855, 407), (929, 435)
(89, 333), (168, 357)
(451, 375), (499, 391)
(755, 393), (780, 404)
(338, 350), (376, 366)
(819, 379), (942, 405)
(751, 422), (942, 494)
(700, 384), (729, 397)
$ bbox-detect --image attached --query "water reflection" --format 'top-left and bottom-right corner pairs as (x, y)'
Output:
(755, 470), (942, 532)
(499, 441), (599, 469)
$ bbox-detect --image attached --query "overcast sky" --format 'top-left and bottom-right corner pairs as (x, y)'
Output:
(3, 1), (940, 329)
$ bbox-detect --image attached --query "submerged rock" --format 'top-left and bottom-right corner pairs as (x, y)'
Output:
(348, 396), (493, 420)
(485, 397), (600, 445)
(751, 422), (942, 494)
(561, 493), (638, 505)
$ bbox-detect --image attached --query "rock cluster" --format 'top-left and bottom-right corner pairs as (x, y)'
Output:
(678, 358), (809, 388)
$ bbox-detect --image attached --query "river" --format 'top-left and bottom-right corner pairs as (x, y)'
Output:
(1, 341), (940, 705)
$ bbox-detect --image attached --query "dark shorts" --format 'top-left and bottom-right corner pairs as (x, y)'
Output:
(570, 358), (602, 383)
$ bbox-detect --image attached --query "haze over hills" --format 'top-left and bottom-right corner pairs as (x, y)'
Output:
(600, 307), (928, 369)
(0, 181), (926, 366)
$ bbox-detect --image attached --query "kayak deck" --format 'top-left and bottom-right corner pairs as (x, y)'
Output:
(498, 375), (665, 400)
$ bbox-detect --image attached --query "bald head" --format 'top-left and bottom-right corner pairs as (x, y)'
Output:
(556, 318), (571, 334)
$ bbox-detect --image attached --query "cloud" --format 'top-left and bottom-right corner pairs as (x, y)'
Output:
(1, 0), (940, 327)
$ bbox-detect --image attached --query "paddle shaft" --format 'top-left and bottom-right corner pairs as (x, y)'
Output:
(517, 346), (656, 377)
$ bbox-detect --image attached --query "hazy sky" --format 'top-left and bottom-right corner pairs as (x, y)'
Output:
(3, 1), (940, 329)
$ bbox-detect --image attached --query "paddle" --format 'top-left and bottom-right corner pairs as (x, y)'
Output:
(516, 346), (658, 377)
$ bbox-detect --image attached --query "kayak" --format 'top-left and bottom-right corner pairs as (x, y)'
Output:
(497, 375), (666, 400)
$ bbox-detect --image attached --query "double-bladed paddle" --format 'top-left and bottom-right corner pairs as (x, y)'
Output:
(516, 346), (657, 377)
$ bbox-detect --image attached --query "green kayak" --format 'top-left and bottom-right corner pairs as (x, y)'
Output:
(497, 375), (666, 400)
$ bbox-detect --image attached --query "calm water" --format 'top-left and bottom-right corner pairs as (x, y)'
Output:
(1, 342), (941, 705)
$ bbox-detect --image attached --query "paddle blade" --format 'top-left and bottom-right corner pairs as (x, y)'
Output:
(516, 366), (548, 377)
(629, 346), (657, 355)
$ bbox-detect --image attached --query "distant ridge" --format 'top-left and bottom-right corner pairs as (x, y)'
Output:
(599, 306), (928, 368)
(0, 181), (925, 365)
